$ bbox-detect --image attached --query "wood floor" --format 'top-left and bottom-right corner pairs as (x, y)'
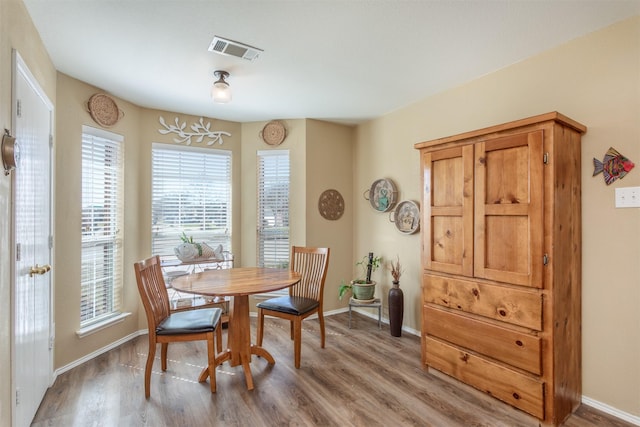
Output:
(33, 312), (634, 427)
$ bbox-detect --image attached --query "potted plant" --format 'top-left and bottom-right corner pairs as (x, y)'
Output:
(338, 252), (382, 301)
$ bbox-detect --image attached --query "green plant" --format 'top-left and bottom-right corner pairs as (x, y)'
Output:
(338, 280), (352, 300)
(338, 253), (383, 300)
(180, 232), (203, 256)
(354, 254), (382, 283)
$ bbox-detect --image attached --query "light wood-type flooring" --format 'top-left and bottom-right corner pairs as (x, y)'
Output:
(33, 312), (634, 427)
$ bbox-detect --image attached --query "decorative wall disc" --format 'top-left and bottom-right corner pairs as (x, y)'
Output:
(318, 189), (345, 220)
(88, 93), (123, 127)
(389, 200), (420, 234)
(364, 178), (398, 212)
(260, 120), (286, 146)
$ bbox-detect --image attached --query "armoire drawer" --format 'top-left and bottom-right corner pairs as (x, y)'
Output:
(423, 305), (541, 375)
(423, 274), (542, 331)
(424, 336), (544, 419)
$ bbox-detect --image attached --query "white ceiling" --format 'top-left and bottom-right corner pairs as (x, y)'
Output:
(22, 0), (640, 125)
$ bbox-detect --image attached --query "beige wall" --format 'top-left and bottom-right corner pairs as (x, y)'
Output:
(0, 0), (56, 425)
(354, 16), (640, 417)
(305, 119), (354, 312)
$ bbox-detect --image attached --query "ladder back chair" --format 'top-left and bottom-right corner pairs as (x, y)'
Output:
(134, 255), (223, 398)
(256, 246), (330, 368)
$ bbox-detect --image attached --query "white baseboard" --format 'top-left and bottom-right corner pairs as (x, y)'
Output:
(582, 396), (640, 426)
(53, 330), (145, 381)
(346, 305), (420, 336)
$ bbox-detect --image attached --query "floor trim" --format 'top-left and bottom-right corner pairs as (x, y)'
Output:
(54, 330), (144, 381)
(582, 396), (640, 426)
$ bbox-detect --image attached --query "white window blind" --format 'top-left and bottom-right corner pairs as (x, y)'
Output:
(81, 127), (124, 327)
(152, 144), (232, 258)
(257, 150), (290, 268)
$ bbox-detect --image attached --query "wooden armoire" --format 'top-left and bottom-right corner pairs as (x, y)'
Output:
(414, 112), (586, 425)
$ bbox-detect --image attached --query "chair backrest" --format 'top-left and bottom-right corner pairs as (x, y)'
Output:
(134, 255), (171, 333)
(289, 246), (330, 304)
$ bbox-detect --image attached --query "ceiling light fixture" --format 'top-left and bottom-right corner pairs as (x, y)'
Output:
(211, 70), (232, 104)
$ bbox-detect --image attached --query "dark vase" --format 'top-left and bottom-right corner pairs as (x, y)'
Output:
(388, 281), (404, 337)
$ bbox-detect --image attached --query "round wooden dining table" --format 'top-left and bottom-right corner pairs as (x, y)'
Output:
(171, 267), (301, 390)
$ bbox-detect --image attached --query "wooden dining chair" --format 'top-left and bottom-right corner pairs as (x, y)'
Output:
(256, 246), (330, 368)
(134, 255), (223, 398)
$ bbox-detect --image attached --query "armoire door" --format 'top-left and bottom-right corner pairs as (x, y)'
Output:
(473, 130), (544, 288)
(422, 145), (474, 277)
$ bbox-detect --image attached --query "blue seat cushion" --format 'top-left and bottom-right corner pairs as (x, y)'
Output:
(257, 296), (318, 316)
(156, 307), (222, 335)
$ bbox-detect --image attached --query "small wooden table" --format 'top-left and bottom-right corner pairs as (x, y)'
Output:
(171, 267), (301, 390)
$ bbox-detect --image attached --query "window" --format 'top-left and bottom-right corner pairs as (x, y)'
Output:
(152, 144), (232, 257)
(81, 126), (124, 327)
(257, 150), (290, 268)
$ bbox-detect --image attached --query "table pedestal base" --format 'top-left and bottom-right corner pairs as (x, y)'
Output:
(198, 345), (275, 390)
(198, 295), (276, 390)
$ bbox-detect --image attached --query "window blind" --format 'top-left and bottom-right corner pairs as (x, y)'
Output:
(81, 127), (124, 327)
(257, 150), (290, 268)
(151, 144), (232, 258)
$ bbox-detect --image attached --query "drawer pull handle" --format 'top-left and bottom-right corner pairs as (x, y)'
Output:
(513, 392), (520, 400)
(472, 288), (479, 297)
(498, 309), (507, 316)
(515, 340), (523, 347)
(460, 353), (469, 363)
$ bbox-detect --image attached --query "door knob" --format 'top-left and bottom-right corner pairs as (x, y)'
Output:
(29, 264), (51, 277)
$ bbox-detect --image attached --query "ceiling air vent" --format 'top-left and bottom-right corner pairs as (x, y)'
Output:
(208, 36), (263, 61)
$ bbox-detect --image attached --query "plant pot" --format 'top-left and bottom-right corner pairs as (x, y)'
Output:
(351, 280), (376, 300)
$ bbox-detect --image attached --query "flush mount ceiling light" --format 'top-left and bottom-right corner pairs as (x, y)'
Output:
(211, 70), (232, 104)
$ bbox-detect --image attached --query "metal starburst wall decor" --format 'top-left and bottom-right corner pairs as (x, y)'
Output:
(158, 116), (231, 145)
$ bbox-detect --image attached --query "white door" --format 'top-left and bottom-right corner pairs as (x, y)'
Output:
(12, 51), (54, 427)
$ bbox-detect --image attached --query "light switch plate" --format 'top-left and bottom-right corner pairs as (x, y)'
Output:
(615, 186), (640, 208)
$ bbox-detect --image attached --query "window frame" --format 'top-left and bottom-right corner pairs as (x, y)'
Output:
(256, 149), (290, 269)
(79, 125), (125, 331)
(151, 143), (233, 260)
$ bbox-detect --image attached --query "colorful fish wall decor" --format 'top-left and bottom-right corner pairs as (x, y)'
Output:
(593, 147), (635, 185)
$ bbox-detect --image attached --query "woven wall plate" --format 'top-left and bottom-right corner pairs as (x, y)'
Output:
(389, 200), (420, 234)
(318, 189), (345, 220)
(364, 178), (398, 212)
(88, 93), (123, 127)
(260, 120), (286, 146)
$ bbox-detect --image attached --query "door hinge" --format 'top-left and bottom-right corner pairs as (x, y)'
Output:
(543, 152), (549, 164)
(543, 254), (549, 265)
(49, 336), (54, 350)
(49, 235), (54, 249)
(15, 388), (20, 405)
(49, 134), (53, 148)
(16, 99), (21, 118)
(16, 243), (21, 262)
